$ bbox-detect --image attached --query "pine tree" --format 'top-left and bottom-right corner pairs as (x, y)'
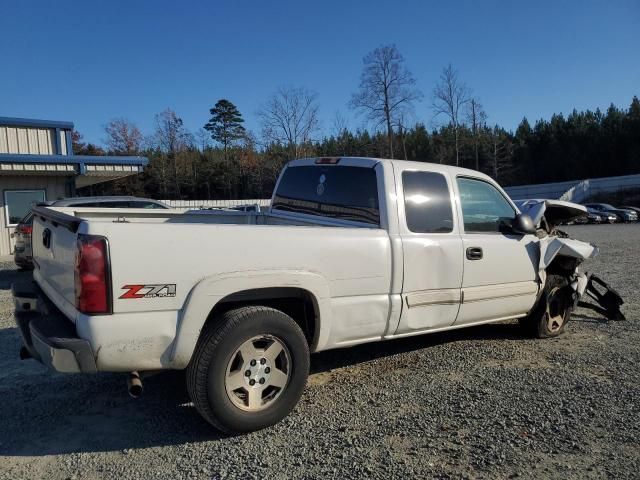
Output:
(204, 99), (246, 163)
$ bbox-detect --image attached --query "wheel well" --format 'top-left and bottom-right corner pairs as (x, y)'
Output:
(546, 255), (581, 278)
(206, 287), (319, 348)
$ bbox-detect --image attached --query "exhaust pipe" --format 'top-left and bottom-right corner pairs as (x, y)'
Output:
(127, 371), (143, 398)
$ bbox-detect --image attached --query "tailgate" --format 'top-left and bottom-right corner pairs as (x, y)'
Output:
(31, 207), (81, 317)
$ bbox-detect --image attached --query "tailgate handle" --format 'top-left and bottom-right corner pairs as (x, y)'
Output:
(42, 228), (51, 249)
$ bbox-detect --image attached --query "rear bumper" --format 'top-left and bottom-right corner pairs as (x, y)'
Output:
(12, 281), (97, 373)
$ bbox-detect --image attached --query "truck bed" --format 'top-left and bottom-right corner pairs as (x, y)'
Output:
(40, 206), (379, 228)
(31, 204), (393, 370)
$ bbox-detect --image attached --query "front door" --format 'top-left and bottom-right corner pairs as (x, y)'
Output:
(454, 176), (539, 325)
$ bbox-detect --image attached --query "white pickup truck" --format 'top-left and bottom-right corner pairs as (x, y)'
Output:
(13, 157), (622, 433)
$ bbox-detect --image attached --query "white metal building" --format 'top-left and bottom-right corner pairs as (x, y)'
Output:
(0, 116), (148, 255)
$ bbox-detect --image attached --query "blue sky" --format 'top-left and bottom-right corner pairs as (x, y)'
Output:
(2, 0), (639, 145)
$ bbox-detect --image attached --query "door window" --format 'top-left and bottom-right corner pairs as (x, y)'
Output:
(402, 171), (453, 233)
(4, 190), (46, 226)
(457, 177), (515, 233)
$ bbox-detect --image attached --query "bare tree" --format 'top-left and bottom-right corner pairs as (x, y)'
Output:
(331, 110), (350, 155)
(466, 98), (487, 171)
(195, 128), (211, 152)
(332, 110), (348, 138)
(103, 118), (143, 155)
(258, 86), (320, 159)
(432, 64), (470, 166)
(154, 109), (192, 198)
(350, 44), (422, 158)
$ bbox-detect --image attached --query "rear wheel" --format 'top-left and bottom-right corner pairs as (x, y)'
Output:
(186, 306), (309, 433)
(520, 274), (573, 338)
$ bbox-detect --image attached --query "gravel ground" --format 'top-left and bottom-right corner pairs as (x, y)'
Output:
(1, 224), (639, 480)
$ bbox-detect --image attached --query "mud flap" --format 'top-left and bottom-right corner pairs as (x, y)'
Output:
(577, 274), (626, 321)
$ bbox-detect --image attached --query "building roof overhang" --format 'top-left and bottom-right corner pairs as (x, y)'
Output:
(0, 153), (149, 187)
(0, 116), (74, 130)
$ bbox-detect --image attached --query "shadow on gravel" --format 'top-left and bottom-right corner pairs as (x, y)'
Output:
(0, 357), (224, 456)
(571, 312), (613, 324)
(0, 266), (31, 290)
(310, 321), (525, 374)
(1, 321), (527, 457)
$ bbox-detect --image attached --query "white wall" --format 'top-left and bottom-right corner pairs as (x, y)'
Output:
(0, 126), (57, 155)
(161, 199), (270, 211)
(505, 173), (640, 202)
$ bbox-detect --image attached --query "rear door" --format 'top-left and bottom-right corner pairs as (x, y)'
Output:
(395, 168), (464, 334)
(454, 176), (539, 325)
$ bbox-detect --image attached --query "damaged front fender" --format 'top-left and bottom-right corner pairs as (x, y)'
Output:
(518, 198), (625, 320)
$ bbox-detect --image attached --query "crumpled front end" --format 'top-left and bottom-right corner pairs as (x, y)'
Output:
(519, 199), (625, 320)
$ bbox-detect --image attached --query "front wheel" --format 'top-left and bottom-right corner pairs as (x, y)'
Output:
(186, 306), (310, 433)
(520, 274), (574, 338)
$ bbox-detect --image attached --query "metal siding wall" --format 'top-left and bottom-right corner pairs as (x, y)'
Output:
(0, 175), (68, 256)
(0, 126), (56, 155)
(0, 127), (6, 153)
(27, 128), (39, 153)
(60, 130), (67, 155)
(161, 199), (271, 211)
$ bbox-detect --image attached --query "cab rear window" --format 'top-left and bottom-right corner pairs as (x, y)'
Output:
(272, 166), (380, 225)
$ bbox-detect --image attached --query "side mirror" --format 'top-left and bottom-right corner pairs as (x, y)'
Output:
(511, 213), (536, 235)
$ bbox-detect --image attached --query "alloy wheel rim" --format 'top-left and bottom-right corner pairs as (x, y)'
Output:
(546, 287), (568, 332)
(224, 334), (291, 412)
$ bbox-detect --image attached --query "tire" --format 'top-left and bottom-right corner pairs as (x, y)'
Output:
(186, 306), (310, 433)
(520, 274), (574, 338)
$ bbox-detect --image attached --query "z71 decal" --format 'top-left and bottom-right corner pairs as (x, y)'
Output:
(120, 284), (177, 299)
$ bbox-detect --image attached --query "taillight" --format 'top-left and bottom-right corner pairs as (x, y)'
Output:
(75, 234), (111, 314)
(315, 157), (340, 164)
(18, 224), (32, 235)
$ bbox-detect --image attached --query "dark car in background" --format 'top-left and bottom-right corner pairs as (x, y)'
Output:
(13, 196), (168, 269)
(585, 207), (613, 224)
(583, 203), (638, 223)
(620, 205), (640, 216)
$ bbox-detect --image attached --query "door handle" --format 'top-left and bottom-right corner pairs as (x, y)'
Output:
(466, 247), (483, 260)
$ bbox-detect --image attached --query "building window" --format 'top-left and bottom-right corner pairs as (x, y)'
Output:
(4, 190), (46, 226)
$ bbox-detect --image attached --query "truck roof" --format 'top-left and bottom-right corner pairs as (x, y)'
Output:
(290, 157), (495, 183)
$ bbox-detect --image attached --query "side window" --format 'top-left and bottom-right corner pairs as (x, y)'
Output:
(402, 171), (453, 233)
(457, 177), (515, 233)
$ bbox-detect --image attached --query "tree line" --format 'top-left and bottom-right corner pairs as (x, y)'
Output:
(75, 44), (640, 200)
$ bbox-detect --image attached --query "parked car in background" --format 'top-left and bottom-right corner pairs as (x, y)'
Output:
(583, 203), (638, 223)
(620, 205), (640, 216)
(13, 196), (168, 269)
(584, 209), (602, 224)
(586, 207), (615, 224)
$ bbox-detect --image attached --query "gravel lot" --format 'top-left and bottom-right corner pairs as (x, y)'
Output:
(1, 224), (639, 480)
